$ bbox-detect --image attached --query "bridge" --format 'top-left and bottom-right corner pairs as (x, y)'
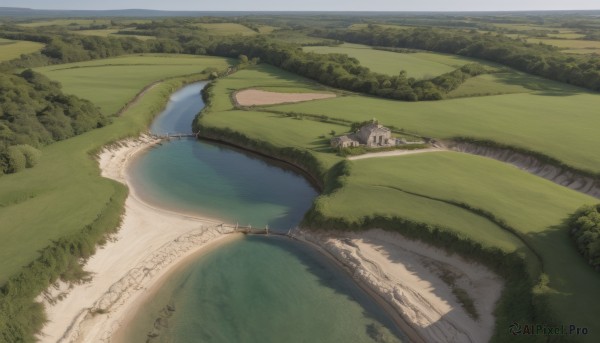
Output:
(227, 223), (296, 238)
(149, 131), (200, 139)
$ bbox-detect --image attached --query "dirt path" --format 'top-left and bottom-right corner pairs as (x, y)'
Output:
(348, 148), (446, 161)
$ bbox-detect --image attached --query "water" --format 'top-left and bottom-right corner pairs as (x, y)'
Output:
(122, 82), (405, 342)
(149, 81), (207, 136)
(129, 139), (317, 231)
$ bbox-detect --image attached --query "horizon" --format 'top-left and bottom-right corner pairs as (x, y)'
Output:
(1, 0), (599, 12)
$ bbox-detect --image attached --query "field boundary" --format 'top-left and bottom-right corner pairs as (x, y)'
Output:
(447, 139), (600, 199)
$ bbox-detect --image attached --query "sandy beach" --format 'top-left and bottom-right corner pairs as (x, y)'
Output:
(295, 229), (503, 343)
(38, 136), (240, 343)
(38, 135), (503, 343)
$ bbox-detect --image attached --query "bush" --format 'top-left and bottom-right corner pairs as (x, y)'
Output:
(6, 146), (26, 173)
(15, 145), (42, 168)
(568, 204), (600, 271)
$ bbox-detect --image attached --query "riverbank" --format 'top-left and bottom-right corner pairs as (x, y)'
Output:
(295, 228), (503, 343)
(38, 136), (239, 343)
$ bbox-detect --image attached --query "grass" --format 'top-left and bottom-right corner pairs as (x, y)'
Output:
(194, 23), (258, 36)
(271, 78), (600, 173)
(198, 65), (600, 340)
(0, 38), (45, 61)
(348, 23), (414, 31)
(256, 25), (278, 34)
(527, 38), (600, 54)
(17, 19), (112, 28)
(445, 72), (563, 98)
(72, 29), (156, 40)
(200, 64), (349, 169)
(35, 54), (232, 115)
(204, 64), (600, 174)
(267, 30), (336, 45)
(207, 64), (336, 112)
(303, 43), (497, 79)
(317, 152), (600, 337)
(0, 56), (230, 284)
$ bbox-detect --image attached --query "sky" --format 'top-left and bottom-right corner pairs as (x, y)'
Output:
(1, 0), (599, 12)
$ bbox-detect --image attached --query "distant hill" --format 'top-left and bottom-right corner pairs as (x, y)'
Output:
(0, 7), (254, 18)
(0, 7), (599, 18)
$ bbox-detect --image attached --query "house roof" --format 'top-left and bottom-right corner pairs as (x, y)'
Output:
(332, 134), (358, 143)
(360, 123), (390, 135)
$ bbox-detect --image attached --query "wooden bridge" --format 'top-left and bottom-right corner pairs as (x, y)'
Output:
(229, 224), (295, 238)
(150, 131), (200, 139)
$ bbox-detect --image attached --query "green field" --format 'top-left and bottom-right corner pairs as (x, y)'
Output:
(0, 38), (45, 61)
(527, 38), (600, 54)
(348, 23), (414, 31)
(271, 82), (600, 173)
(446, 72), (568, 98)
(35, 54), (232, 115)
(256, 25), (278, 34)
(317, 152), (600, 333)
(303, 43), (495, 79)
(0, 55), (230, 284)
(200, 63), (600, 173)
(17, 19), (113, 28)
(73, 29), (155, 40)
(197, 64), (600, 340)
(207, 64), (337, 112)
(195, 23), (257, 36)
(200, 65), (345, 168)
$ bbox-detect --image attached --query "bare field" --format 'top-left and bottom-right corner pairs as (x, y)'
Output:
(234, 89), (336, 106)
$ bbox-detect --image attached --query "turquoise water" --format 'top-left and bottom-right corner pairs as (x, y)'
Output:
(123, 82), (405, 342)
(129, 139), (317, 231)
(149, 81), (207, 136)
(121, 237), (404, 343)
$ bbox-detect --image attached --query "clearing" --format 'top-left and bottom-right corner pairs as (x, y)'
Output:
(0, 38), (45, 61)
(304, 43), (498, 79)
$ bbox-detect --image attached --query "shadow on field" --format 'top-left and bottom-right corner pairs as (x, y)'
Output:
(523, 216), (600, 332)
(492, 72), (587, 96)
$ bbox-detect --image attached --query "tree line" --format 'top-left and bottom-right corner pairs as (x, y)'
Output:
(314, 25), (600, 91)
(1, 23), (492, 102)
(0, 70), (106, 175)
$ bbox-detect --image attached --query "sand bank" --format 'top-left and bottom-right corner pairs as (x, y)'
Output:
(295, 229), (503, 343)
(234, 89), (336, 106)
(38, 136), (239, 343)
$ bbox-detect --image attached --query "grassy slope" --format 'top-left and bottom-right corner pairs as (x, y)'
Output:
(320, 152), (599, 334)
(271, 84), (600, 173)
(0, 38), (45, 61)
(198, 64), (600, 341)
(303, 43), (496, 79)
(201, 65), (344, 169)
(0, 55), (231, 283)
(36, 54), (231, 115)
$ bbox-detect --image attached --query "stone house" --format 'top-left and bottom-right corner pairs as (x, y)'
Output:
(330, 121), (395, 148)
(357, 122), (393, 147)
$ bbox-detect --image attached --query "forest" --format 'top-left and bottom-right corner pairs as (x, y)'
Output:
(317, 25), (600, 91)
(0, 69), (106, 174)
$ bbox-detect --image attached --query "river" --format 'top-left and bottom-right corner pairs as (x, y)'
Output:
(120, 81), (406, 343)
